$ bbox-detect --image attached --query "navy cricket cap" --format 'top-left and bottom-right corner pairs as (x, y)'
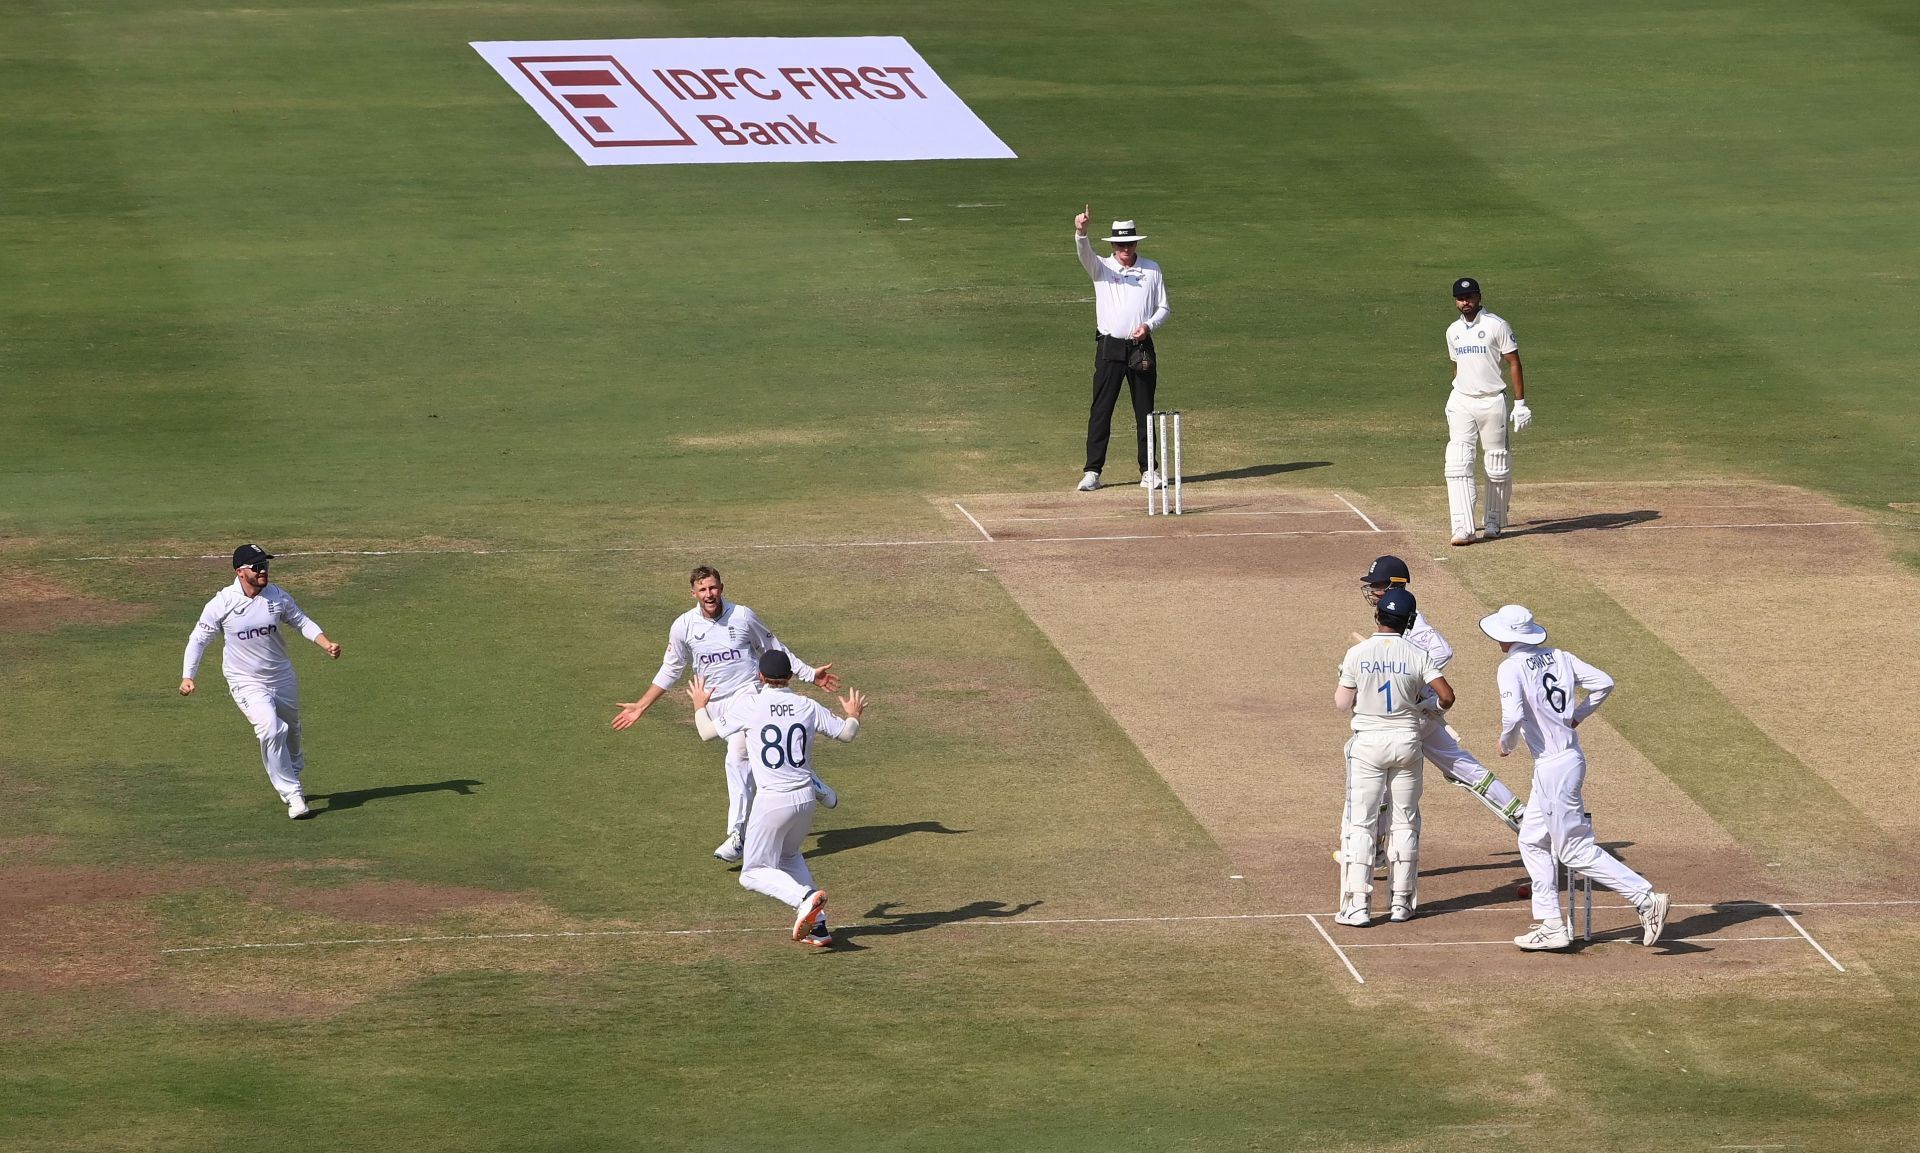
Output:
(232, 544), (274, 568)
(1452, 277), (1481, 298)
(759, 650), (794, 680)
(1376, 588), (1417, 621)
(1361, 555), (1411, 587)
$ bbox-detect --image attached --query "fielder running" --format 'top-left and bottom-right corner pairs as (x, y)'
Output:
(1443, 276), (1531, 546)
(612, 566), (840, 862)
(1480, 604), (1670, 951)
(690, 652), (867, 950)
(1334, 588), (1454, 927)
(179, 545), (343, 820)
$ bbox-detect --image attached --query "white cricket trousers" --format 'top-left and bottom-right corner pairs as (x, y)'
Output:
(1519, 747), (1654, 922)
(738, 787), (816, 909)
(228, 676), (304, 802)
(1444, 390), (1511, 538)
(1371, 719), (1521, 841)
(1341, 730), (1424, 905)
(723, 728), (755, 836)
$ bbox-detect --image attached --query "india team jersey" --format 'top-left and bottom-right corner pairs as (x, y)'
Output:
(1496, 644), (1615, 758)
(1339, 633), (1444, 733)
(1446, 309), (1518, 397)
(713, 685), (849, 793)
(650, 601), (815, 702)
(182, 581), (323, 683)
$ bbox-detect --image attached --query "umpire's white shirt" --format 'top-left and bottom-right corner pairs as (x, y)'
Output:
(182, 581), (323, 685)
(1446, 309), (1518, 397)
(1496, 643), (1614, 757)
(1076, 235), (1170, 338)
(650, 601), (818, 703)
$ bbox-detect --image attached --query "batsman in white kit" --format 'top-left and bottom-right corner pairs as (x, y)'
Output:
(690, 651), (867, 950)
(1356, 556), (1524, 851)
(1479, 605), (1671, 951)
(612, 566), (840, 863)
(1442, 276), (1531, 546)
(1334, 588), (1454, 927)
(178, 545), (343, 820)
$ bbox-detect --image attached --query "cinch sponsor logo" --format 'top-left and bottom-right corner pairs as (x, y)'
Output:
(236, 624), (279, 640)
(698, 649), (744, 666)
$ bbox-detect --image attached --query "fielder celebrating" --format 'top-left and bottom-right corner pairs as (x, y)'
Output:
(690, 653), (867, 951)
(179, 545), (342, 820)
(1442, 276), (1530, 546)
(1479, 604), (1670, 951)
(1334, 587), (1454, 927)
(612, 566), (840, 862)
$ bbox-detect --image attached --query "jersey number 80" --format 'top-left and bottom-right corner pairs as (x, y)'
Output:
(759, 723), (809, 770)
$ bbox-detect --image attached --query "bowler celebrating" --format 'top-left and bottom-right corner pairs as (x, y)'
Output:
(179, 545), (342, 820)
(612, 566), (841, 862)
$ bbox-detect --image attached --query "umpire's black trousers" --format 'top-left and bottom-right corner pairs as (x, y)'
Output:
(1084, 332), (1157, 475)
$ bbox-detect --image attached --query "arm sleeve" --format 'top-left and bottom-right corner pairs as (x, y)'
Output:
(1569, 653), (1615, 722)
(693, 707), (720, 741)
(743, 609), (819, 684)
(1497, 661), (1526, 754)
(1145, 270), (1170, 330)
(821, 711), (858, 743)
(1075, 234), (1102, 281)
(1494, 317), (1518, 354)
(182, 599), (222, 679)
(274, 590), (324, 642)
(650, 618), (691, 692)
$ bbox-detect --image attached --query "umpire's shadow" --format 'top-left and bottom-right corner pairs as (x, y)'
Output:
(806, 820), (968, 860)
(1501, 509), (1660, 538)
(831, 899), (1044, 951)
(311, 778), (483, 814)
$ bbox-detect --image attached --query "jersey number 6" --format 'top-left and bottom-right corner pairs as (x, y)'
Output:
(1541, 672), (1568, 714)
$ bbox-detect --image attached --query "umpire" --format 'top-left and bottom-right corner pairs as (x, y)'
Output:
(1073, 205), (1171, 492)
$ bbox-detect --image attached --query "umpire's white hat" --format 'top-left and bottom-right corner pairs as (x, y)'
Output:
(1104, 220), (1147, 244)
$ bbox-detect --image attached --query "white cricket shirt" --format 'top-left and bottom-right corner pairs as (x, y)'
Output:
(650, 601), (818, 702)
(1339, 633), (1445, 733)
(182, 580), (324, 684)
(1076, 235), (1170, 338)
(713, 685), (851, 794)
(1495, 643), (1614, 758)
(1446, 309), (1518, 397)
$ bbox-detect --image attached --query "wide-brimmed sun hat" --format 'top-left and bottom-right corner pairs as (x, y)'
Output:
(1104, 220), (1147, 244)
(1479, 604), (1548, 644)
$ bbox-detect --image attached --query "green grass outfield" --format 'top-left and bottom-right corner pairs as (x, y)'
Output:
(4, 0), (1920, 1149)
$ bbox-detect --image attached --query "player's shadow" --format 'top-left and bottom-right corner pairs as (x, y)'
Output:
(1502, 510), (1660, 538)
(311, 779), (482, 814)
(830, 899), (1044, 950)
(1643, 899), (1784, 954)
(806, 821), (968, 860)
(1183, 461), (1331, 484)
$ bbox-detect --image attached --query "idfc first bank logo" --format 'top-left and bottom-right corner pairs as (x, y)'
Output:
(474, 36), (1016, 166)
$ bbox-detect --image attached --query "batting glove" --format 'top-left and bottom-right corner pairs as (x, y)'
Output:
(1510, 399), (1533, 432)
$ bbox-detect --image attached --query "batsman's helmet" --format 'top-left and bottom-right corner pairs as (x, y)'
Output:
(1361, 555), (1411, 587)
(1376, 588), (1417, 630)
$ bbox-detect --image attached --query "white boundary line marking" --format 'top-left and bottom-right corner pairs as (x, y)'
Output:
(952, 502), (994, 542)
(1772, 902), (1846, 972)
(1333, 492), (1382, 532)
(1306, 915), (1365, 984)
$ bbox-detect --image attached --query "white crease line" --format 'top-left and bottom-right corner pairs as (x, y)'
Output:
(162, 925), (785, 954)
(1639, 520), (1876, 531)
(1344, 935), (1803, 950)
(1772, 902), (1846, 972)
(991, 509), (1353, 523)
(1306, 915), (1365, 984)
(1333, 492), (1383, 532)
(953, 502), (994, 542)
(1015, 527), (1412, 545)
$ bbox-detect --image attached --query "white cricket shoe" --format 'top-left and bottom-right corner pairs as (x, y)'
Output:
(1449, 533), (1475, 547)
(1639, 892), (1671, 946)
(1514, 921), (1573, 951)
(811, 776), (838, 809)
(1333, 905), (1370, 928)
(793, 889), (828, 941)
(1389, 899), (1414, 923)
(1076, 471), (1101, 491)
(712, 830), (743, 862)
(286, 795), (312, 820)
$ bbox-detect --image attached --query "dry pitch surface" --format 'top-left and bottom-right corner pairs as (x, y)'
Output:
(949, 479), (1918, 990)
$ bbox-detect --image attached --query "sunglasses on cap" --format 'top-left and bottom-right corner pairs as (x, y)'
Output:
(242, 562), (270, 574)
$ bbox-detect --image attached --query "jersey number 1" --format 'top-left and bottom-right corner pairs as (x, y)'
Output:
(1378, 682), (1394, 711)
